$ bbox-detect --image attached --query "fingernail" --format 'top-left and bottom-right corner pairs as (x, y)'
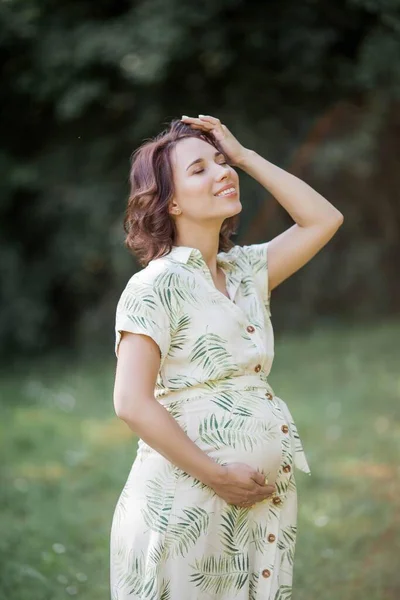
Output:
(198, 114), (206, 117)
(181, 115), (189, 119)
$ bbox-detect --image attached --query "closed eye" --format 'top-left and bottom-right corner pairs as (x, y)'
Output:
(193, 161), (228, 175)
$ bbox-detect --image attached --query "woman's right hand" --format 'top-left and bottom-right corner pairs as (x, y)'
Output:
(209, 462), (276, 507)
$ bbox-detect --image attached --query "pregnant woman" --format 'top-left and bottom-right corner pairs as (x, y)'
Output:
(111, 115), (343, 600)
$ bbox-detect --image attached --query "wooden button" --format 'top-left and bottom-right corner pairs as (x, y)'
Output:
(262, 568), (271, 578)
(254, 364), (261, 373)
(281, 424), (289, 434)
(272, 496), (282, 505)
(246, 325), (255, 333)
(265, 392), (273, 400)
(267, 534), (276, 543)
(283, 465), (291, 473)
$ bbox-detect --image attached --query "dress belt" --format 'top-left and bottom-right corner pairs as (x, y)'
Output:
(155, 374), (275, 402)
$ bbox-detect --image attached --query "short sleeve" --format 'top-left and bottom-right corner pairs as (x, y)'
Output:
(239, 241), (271, 315)
(115, 280), (171, 361)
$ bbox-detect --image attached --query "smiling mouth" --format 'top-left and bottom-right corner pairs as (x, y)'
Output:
(215, 187), (237, 197)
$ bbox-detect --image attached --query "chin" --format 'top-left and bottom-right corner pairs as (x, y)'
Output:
(226, 200), (242, 217)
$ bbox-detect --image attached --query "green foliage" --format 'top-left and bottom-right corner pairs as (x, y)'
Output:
(1, 0), (400, 358)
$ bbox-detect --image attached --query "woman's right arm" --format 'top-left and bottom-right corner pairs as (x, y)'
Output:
(114, 330), (225, 486)
(113, 331), (275, 505)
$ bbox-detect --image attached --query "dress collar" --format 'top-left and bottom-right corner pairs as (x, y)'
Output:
(166, 245), (236, 271)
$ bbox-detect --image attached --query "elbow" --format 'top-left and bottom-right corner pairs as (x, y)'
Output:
(336, 211), (344, 226)
(114, 407), (128, 423)
(113, 392), (153, 425)
(327, 210), (344, 230)
(113, 393), (134, 423)
(114, 405), (127, 421)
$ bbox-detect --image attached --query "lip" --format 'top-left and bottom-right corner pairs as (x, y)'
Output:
(215, 184), (237, 197)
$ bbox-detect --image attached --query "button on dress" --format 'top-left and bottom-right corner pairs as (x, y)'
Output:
(110, 242), (311, 600)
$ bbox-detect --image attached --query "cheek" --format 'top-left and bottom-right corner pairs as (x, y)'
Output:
(230, 167), (239, 185)
(185, 178), (214, 203)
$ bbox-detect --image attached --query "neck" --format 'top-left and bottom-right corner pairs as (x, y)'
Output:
(174, 230), (221, 276)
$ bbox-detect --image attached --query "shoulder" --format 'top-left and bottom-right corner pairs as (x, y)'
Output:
(218, 243), (262, 274)
(123, 256), (184, 291)
(221, 242), (269, 269)
(118, 256), (190, 317)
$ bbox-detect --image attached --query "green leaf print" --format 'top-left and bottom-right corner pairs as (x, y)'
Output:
(189, 553), (249, 595)
(167, 375), (201, 390)
(210, 389), (263, 417)
(159, 580), (171, 600)
(147, 541), (167, 566)
(248, 298), (263, 327)
(275, 479), (289, 498)
(199, 413), (276, 452)
(142, 466), (179, 534)
(204, 379), (236, 393)
(112, 481), (131, 529)
(249, 572), (259, 600)
(156, 271), (200, 311)
(250, 523), (269, 553)
(281, 435), (293, 466)
(165, 400), (185, 426)
(113, 547), (145, 597)
(112, 546), (170, 600)
(189, 333), (239, 380)
(245, 244), (266, 275)
(220, 505), (250, 555)
(240, 275), (254, 298)
(168, 313), (191, 356)
(288, 475), (296, 494)
(122, 287), (158, 314)
(268, 504), (281, 523)
(165, 506), (210, 558)
(187, 254), (204, 270)
(122, 294), (162, 335)
(290, 421), (307, 455)
(274, 584), (293, 600)
(179, 453), (228, 491)
(278, 525), (297, 568)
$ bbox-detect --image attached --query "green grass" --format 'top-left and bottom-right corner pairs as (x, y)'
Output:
(1, 320), (399, 599)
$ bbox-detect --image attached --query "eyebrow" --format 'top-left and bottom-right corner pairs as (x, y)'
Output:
(185, 151), (225, 171)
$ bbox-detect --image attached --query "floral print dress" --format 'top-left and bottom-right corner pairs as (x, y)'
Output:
(110, 242), (311, 600)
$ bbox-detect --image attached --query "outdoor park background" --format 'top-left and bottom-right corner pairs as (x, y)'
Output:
(1, 1), (400, 598)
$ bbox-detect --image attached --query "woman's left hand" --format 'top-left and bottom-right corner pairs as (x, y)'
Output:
(181, 114), (249, 167)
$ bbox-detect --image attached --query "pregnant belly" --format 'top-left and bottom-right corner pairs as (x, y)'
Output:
(184, 395), (283, 483)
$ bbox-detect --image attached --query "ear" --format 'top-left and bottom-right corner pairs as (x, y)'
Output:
(168, 200), (182, 216)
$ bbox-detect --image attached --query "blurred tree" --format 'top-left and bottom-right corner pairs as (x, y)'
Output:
(0, 0), (399, 359)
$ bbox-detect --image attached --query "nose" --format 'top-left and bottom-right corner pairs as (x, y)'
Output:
(215, 163), (230, 180)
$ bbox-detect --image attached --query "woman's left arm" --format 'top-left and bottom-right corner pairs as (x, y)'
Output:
(236, 149), (344, 292)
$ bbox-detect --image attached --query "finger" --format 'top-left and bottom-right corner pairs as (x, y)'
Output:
(249, 488), (275, 504)
(181, 116), (213, 128)
(198, 114), (221, 125)
(185, 124), (207, 130)
(253, 477), (273, 492)
(182, 121), (214, 132)
(251, 471), (267, 486)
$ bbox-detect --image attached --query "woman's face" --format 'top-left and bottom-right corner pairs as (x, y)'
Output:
(169, 136), (242, 222)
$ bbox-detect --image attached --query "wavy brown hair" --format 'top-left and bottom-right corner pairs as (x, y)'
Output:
(123, 118), (240, 266)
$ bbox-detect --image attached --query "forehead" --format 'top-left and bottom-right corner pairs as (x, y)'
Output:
(171, 137), (219, 171)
